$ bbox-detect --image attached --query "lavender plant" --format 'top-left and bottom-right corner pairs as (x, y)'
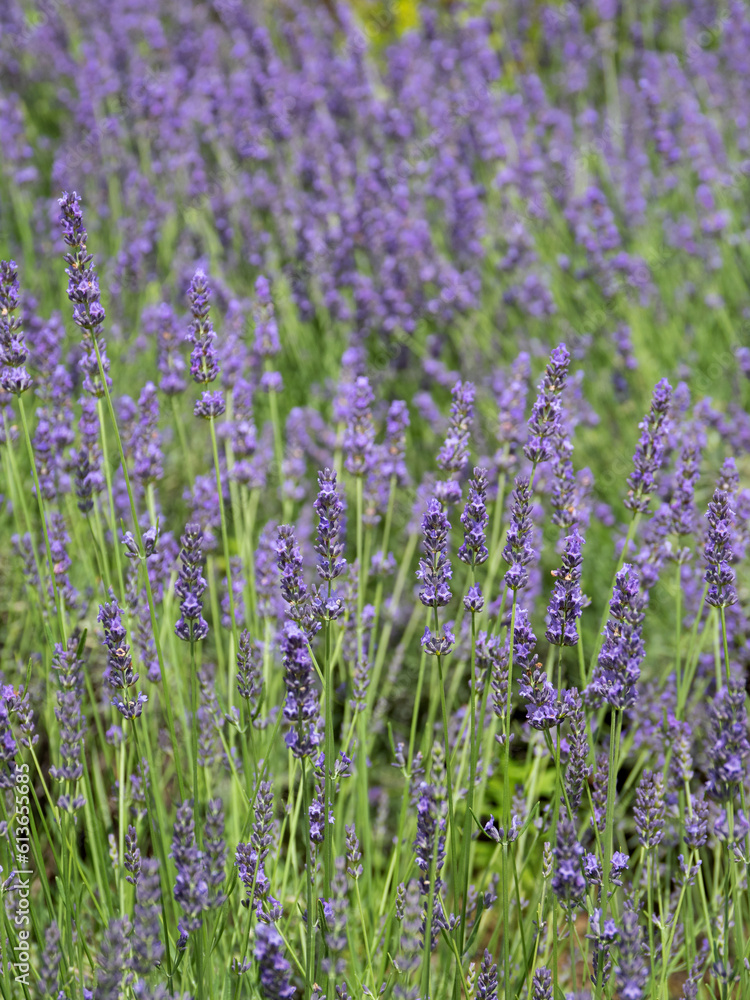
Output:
(0, 4), (749, 1000)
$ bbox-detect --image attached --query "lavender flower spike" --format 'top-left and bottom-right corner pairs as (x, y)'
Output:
(187, 269), (219, 385)
(587, 564), (646, 710)
(171, 800), (208, 935)
(313, 468), (346, 581)
(281, 620), (321, 759)
(417, 498), (452, 607)
(97, 595), (147, 720)
(343, 375), (375, 476)
(624, 377), (672, 514)
(255, 923), (296, 1000)
(458, 467), (489, 566)
(502, 476), (534, 592)
(0, 260), (32, 395)
(437, 379), (475, 474)
(703, 489), (738, 608)
(524, 343), (570, 466)
(545, 524), (585, 646)
(59, 191), (112, 397)
(175, 522), (209, 642)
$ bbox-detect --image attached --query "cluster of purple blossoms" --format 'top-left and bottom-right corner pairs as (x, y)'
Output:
(588, 565), (646, 710)
(97, 595), (147, 720)
(171, 800), (209, 936)
(494, 352), (530, 474)
(458, 467), (489, 567)
(706, 684), (750, 802)
(148, 302), (186, 396)
(254, 275), (283, 394)
(236, 781), (282, 922)
(417, 498), (452, 608)
(634, 770), (665, 849)
(524, 344), (570, 466)
(437, 379), (475, 476)
(514, 609), (563, 730)
(187, 270), (225, 420)
(175, 522), (209, 642)
(343, 376), (375, 476)
(0, 260), (32, 395)
(381, 399), (410, 484)
(255, 923), (295, 1000)
(58, 192), (111, 397)
(668, 439), (701, 543)
(502, 476), (535, 592)
(73, 397), (104, 513)
(624, 378), (673, 513)
(132, 857), (164, 975)
(476, 951), (498, 1000)
(49, 638), (86, 813)
(545, 525), (585, 646)
(236, 629), (263, 719)
(280, 620), (321, 759)
(413, 781), (446, 949)
(276, 523), (317, 635)
(552, 810), (586, 909)
(313, 468), (346, 582)
(704, 489), (738, 608)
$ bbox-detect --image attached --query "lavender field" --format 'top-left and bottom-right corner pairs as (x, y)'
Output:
(1, 1), (750, 998)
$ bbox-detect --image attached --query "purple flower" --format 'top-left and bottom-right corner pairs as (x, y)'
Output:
(545, 525), (585, 646)
(58, 192), (111, 397)
(502, 476), (534, 592)
(437, 379), (475, 474)
(194, 389), (226, 420)
(563, 688), (588, 814)
(132, 857), (164, 975)
(684, 795), (709, 849)
(254, 923), (295, 1000)
(669, 440), (701, 540)
(187, 269), (219, 385)
(531, 968), (552, 1000)
(494, 352), (530, 474)
(587, 565), (646, 710)
(476, 951), (498, 1000)
(148, 302), (186, 396)
(281, 620), (321, 759)
(171, 800), (208, 935)
(253, 275), (280, 357)
(413, 781), (446, 949)
(551, 811), (585, 908)
(175, 522), (209, 642)
(93, 917), (133, 999)
(314, 468), (346, 582)
(236, 780), (281, 922)
(616, 903), (648, 1000)
(463, 584), (484, 613)
(703, 489), (738, 608)
(420, 624), (456, 656)
(706, 684), (750, 802)
(205, 798), (228, 907)
(524, 344), (570, 466)
(624, 378), (672, 514)
(97, 595), (147, 720)
(49, 638), (86, 812)
(0, 260), (32, 395)
(634, 770), (665, 849)
(417, 498), (452, 607)
(237, 629), (263, 718)
(131, 382), (162, 484)
(381, 399), (410, 484)
(343, 376), (375, 476)
(458, 468), (489, 566)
